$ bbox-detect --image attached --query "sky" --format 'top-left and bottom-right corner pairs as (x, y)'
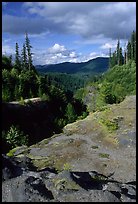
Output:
(2, 2), (136, 65)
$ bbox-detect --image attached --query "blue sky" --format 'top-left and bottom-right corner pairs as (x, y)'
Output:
(2, 2), (136, 65)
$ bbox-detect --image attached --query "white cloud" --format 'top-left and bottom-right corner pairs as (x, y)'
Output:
(33, 43), (76, 64)
(69, 51), (76, 58)
(100, 43), (117, 50)
(77, 52), (108, 63)
(48, 43), (66, 54)
(2, 39), (109, 65)
(33, 43), (108, 65)
(2, 44), (14, 55)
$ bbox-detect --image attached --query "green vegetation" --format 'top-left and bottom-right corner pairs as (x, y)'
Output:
(19, 96), (26, 105)
(99, 118), (119, 132)
(2, 33), (88, 152)
(2, 31), (136, 153)
(109, 31), (136, 68)
(65, 103), (77, 123)
(6, 148), (17, 157)
(36, 57), (109, 75)
(75, 31), (136, 112)
(91, 145), (99, 149)
(35, 58), (108, 94)
(54, 178), (80, 191)
(2, 125), (28, 149)
(100, 60), (136, 104)
(63, 163), (72, 171)
(99, 153), (110, 159)
(41, 73), (86, 93)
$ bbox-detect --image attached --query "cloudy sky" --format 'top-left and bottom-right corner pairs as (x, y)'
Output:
(2, 2), (136, 65)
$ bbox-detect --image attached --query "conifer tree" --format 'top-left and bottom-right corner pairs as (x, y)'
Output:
(127, 41), (131, 62)
(116, 39), (120, 65)
(112, 51), (117, 67)
(65, 103), (77, 123)
(15, 42), (21, 70)
(131, 31), (136, 62)
(124, 49), (127, 64)
(119, 47), (124, 65)
(21, 43), (28, 69)
(109, 48), (112, 68)
(25, 32), (33, 70)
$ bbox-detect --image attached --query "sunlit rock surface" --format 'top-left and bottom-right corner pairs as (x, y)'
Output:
(2, 95), (136, 202)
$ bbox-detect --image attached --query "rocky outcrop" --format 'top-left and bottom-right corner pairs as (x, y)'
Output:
(2, 154), (136, 202)
(2, 95), (136, 202)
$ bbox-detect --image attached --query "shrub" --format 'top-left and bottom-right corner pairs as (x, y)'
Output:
(100, 118), (119, 132)
(63, 163), (72, 171)
(40, 93), (50, 101)
(3, 125), (28, 148)
(19, 96), (25, 105)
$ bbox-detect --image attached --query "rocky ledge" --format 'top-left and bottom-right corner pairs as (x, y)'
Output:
(2, 95), (136, 202)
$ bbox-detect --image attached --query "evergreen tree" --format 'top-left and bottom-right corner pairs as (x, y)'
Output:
(131, 30), (136, 62)
(116, 39), (120, 65)
(112, 51), (117, 68)
(134, 32), (136, 62)
(21, 43), (28, 69)
(124, 49), (127, 64)
(15, 42), (21, 70)
(25, 32), (33, 70)
(134, 36), (136, 63)
(65, 103), (77, 123)
(109, 48), (112, 68)
(9, 55), (13, 65)
(127, 41), (131, 62)
(119, 47), (124, 65)
(2, 55), (13, 70)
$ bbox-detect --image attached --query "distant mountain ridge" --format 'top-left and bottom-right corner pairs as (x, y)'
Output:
(35, 57), (109, 75)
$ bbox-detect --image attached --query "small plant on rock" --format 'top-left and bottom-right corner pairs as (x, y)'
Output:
(4, 125), (28, 148)
(63, 163), (72, 171)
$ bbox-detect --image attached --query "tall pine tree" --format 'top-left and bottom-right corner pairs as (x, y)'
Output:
(25, 32), (33, 70)
(124, 49), (127, 64)
(116, 39), (121, 65)
(15, 42), (21, 70)
(109, 48), (112, 68)
(21, 43), (28, 69)
(119, 47), (124, 65)
(127, 41), (131, 62)
(107, 31), (136, 68)
(131, 30), (136, 62)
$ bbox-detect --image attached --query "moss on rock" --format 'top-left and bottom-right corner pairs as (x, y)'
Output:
(53, 178), (80, 191)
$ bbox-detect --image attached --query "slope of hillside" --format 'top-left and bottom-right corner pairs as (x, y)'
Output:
(74, 60), (136, 112)
(35, 57), (109, 75)
(2, 95), (136, 202)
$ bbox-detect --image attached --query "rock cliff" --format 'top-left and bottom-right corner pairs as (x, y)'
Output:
(2, 95), (136, 202)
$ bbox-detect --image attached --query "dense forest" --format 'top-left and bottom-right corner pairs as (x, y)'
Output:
(35, 57), (109, 75)
(2, 31), (136, 153)
(75, 31), (136, 112)
(41, 73), (86, 93)
(109, 30), (136, 68)
(2, 33), (88, 152)
(35, 57), (109, 93)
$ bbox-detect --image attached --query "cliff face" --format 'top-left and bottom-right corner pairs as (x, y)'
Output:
(2, 95), (136, 202)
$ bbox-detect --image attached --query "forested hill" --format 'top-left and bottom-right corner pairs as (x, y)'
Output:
(35, 57), (109, 75)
